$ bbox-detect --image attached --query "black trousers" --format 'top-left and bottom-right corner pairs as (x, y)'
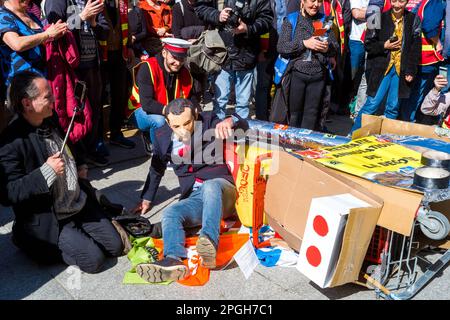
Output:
(1, 82), (9, 134)
(101, 50), (129, 138)
(289, 70), (326, 130)
(57, 199), (123, 273)
(76, 66), (103, 153)
(12, 199), (123, 273)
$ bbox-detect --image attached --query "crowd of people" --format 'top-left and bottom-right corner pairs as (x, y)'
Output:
(1, 0), (450, 281)
(2, 0), (450, 150)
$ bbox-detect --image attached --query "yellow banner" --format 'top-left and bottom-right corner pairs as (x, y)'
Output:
(300, 136), (422, 186)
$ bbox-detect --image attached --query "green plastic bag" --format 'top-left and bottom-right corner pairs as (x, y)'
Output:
(123, 236), (171, 285)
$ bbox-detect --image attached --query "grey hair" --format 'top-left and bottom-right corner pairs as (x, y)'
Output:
(6, 71), (44, 114)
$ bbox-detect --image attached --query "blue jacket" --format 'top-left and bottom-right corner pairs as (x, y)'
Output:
(421, 0), (445, 39)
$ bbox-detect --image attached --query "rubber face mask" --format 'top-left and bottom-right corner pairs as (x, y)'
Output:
(167, 108), (196, 143)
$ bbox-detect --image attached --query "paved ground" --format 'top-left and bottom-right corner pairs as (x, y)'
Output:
(0, 113), (449, 300)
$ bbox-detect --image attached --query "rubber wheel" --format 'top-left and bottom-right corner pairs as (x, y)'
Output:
(420, 211), (450, 241)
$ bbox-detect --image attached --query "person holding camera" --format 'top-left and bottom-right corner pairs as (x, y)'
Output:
(421, 74), (450, 129)
(276, 0), (338, 130)
(351, 0), (421, 131)
(194, 0), (273, 120)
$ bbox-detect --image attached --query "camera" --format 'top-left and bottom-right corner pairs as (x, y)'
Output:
(439, 66), (448, 79)
(226, 0), (245, 28)
(74, 80), (87, 107)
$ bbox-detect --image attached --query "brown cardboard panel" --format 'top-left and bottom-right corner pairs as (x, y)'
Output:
(265, 152), (383, 245)
(430, 200), (450, 219)
(303, 158), (384, 207)
(352, 116), (383, 140)
(356, 115), (450, 143)
(335, 172), (422, 236)
(382, 119), (450, 143)
(265, 151), (383, 286)
(343, 115), (439, 235)
(264, 152), (306, 241)
(330, 206), (381, 286)
(266, 215), (303, 251)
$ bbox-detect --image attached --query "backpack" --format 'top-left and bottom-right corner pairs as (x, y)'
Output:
(186, 29), (227, 74)
(273, 12), (298, 85)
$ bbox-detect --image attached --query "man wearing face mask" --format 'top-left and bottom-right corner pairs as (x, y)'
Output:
(132, 98), (248, 283)
(127, 37), (199, 155)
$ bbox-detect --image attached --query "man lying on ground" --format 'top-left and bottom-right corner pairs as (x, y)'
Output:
(133, 98), (248, 283)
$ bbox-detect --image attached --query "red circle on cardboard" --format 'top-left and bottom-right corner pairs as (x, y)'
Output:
(313, 215), (329, 237)
(306, 246), (322, 267)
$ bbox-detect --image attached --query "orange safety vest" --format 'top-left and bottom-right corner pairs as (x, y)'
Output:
(99, 0), (129, 61)
(332, 0), (345, 54)
(323, 0), (332, 15)
(323, 0), (345, 54)
(417, 0), (444, 66)
(127, 57), (193, 118)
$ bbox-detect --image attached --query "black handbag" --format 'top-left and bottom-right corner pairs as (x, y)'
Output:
(113, 215), (162, 239)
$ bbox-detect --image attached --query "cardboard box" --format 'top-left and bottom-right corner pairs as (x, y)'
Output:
(353, 114), (450, 143)
(344, 115), (446, 236)
(335, 171), (422, 236)
(265, 151), (383, 287)
(297, 194), (373, 288)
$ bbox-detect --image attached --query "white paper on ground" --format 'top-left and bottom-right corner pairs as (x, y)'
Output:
(233, 239), (260, 280)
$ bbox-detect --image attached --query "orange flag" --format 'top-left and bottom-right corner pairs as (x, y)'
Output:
(153, 233), (250, 286)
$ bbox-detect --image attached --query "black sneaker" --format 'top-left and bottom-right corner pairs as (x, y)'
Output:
(110, 135), (136, 149)
(86, 152), (110, 167)
(141, 131), (152, 156)
(136, 257), (188, 283)
(196, 235), (217, 269)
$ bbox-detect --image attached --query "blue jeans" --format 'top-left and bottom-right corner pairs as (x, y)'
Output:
(129, 108), (166, 143)
(213, 68), (254, 119)
(399, 64), (439, 122)
(161, 178), (237, 259)
(349, 40), (366, 80)
(352, 66), (400, 131)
